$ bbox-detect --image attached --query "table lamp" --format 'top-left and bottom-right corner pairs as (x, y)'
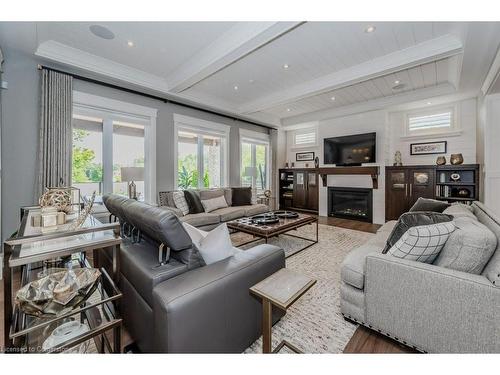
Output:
(120, 167), (144, 200)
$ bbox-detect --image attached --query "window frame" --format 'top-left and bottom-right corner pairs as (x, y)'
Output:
(292, 127), (318, 149)
(72, 91), (157, 204)
(239, 129), (271, 193)
(173, 114), (230, 190)
(402, 104), (461, 139)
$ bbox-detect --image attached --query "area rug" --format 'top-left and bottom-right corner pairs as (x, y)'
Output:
(233, 224), (374, 354)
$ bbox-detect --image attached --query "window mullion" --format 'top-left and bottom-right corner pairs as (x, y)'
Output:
(102, 118), (114, 195)
(197, 135), (204, 189)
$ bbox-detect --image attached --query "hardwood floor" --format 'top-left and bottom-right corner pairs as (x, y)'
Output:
(343, 326), (417, 353)
(317, 216), (381, 234)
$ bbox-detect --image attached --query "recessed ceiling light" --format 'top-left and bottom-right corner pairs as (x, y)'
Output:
(394, 80), (400, 85)
(127, 41), (134, 47)
(249, 79), (255, 83)
(286, 108), (291, 112)
(427, 101), (432, 105)
(331, 96), (336, 101)
(365, 26), (376, 33)
(283, 64), (289, 70)
(233, 85), (239, 91)
(89, 25), (115, 40)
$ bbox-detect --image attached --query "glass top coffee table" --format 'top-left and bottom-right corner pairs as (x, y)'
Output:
(250, 268), (316, 353)
(227, 212), (318, 258)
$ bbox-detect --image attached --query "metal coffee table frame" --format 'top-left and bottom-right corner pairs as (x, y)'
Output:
(228, 216), (318, 258)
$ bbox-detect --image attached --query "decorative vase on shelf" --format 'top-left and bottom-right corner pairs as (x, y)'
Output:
(450, 153), (464, 165)
(436, 156), (446, 165)
(393, 151), (403, 166)
(457, 188), (470, 198)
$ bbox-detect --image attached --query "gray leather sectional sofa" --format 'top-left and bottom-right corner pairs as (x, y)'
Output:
(102, 194), (285, 353)
(158, 188), (269, 230)
(340, 201), (500, 353)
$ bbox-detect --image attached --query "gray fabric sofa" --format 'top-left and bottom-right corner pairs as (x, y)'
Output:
(158, 188), (269, 230)
(340, 201), (500, 353)
(102, 194), (285, 353)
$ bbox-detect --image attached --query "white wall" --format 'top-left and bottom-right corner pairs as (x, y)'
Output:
(283, 98), (478, 224)
(479, 93), (500, 215)
(388, 99), (477, 166)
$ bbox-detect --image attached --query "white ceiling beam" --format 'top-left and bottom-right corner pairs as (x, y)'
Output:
(166, 22), (303, 93)
(240, 34), (463, 114)
(281, 83), (457, 127)
(481, 44), (500, 95)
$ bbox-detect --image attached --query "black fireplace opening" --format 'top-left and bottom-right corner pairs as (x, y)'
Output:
(328, 187), (373, 223)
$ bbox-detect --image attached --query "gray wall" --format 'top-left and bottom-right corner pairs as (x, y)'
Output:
(0, 46), (270, 240)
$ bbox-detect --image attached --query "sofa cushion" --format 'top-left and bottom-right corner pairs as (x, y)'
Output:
(383, 212), (453, 253)
(434, 217), (497, 274)
(443, 204), (477, 220)
(409, 197), (450, 213)
(120, 238), (188, 306)
(199, 188), (225, 200)
(387, 221), (456, 263)
(201, 195), (229, 213)
(472, 202), (500, 286)
(241, 204), (269, 217)
(184, 190), (204, 214)
(211, 206), (246, 222)
(224, 188), (232, 206)
(231, 187), (252, 206)
(341, 243), (382, 289)
(172, 191), (189, 215)
(183, 223), (237, 265)
(180, 212), (220, 227)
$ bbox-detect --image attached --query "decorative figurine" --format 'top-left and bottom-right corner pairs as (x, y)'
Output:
(450, 153), (464, 165)
(436, 156), (446, 165)
(314, 156), (319, 168)
(393, 151), (403, 166)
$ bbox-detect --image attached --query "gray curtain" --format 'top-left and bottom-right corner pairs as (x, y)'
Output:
(36, 69), (73, 198)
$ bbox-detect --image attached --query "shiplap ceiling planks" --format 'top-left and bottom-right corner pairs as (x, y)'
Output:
(4, 21), (500, 127)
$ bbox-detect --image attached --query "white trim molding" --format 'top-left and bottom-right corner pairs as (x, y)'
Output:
(72, 90), (157, 204)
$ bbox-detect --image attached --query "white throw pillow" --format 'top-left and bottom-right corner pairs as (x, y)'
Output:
(387, 221), (456, 263)
(201, 195), (228, 213)
(182, 223), (237, 265)
(172, 191), (189, 215)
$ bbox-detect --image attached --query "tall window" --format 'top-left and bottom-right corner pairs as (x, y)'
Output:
(72, 92), (156, 202)
(174, 114), (228, 190)
(240, 130), (270, 195)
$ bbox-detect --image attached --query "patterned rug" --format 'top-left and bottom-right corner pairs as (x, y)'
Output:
(231, 223), (374, 354)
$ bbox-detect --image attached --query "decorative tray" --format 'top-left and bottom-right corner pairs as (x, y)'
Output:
(16, 268), (101, 318)
(273, 210), (299, 219)
(251, 213), (280, 225)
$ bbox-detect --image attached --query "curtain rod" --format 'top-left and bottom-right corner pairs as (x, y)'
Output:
(37, 64), (274, 130)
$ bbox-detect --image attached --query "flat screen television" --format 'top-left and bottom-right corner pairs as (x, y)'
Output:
(323, 132), (376, 166)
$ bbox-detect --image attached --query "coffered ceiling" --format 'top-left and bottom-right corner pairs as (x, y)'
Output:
(1, 21), (499, 127)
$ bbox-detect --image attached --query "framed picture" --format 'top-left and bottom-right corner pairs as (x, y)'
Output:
(410, 141), (447, 155)
(296, 152), (315, 161)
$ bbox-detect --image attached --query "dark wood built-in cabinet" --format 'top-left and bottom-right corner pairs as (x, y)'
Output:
(279, 169), (318, 213)
(385, 164), (479, 221)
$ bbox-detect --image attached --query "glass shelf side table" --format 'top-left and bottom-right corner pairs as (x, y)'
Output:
(2, 208), (122, 353)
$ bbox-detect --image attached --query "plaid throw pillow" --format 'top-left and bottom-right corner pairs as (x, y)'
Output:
(387, 221), (456, 263)
(172, 191), (190, 216)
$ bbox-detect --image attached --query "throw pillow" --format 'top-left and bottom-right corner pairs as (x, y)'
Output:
(231, 187), (252, 206)
(184, 190), (204, 214)
(182, 223), (237, 265)
(409, 197), (450, 213)
(199, 189), (225, 200)
(383, 212), (454, 253)
(201, 195), (228, 213)
(434, 217), (497, 274)
(443, 204), (477, 220)
(172, 191), (189, 215)
(387, 221), (456, 263)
